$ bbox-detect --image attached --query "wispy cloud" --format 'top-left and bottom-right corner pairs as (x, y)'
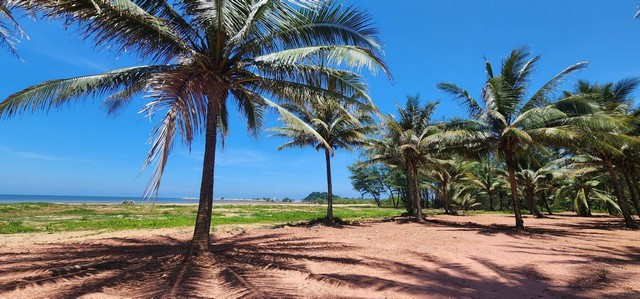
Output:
(180, 148), (267, 166)
(217, 149), (266, 166)
(261, 171), (300, 178)
(0, 146), (97, 163)
(36, 50), (110, 73)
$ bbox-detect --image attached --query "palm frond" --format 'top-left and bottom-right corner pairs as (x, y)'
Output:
(522, 61), (589, 111)
(255, 45), (391, 78)
(22, 0), (192, 62)
(0, 65), (172, 118)
(437, 82), (483, 118)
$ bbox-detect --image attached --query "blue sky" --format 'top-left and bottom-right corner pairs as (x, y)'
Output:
(1, 1), (640, 199)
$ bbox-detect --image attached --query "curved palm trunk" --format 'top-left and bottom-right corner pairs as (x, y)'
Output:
(324, 148), (334, 223)
(525, 188), (544, 218)
(622, 169), (640, 217)
(540, 192), (553, 215)
(583, 189), (593, 217)
(603, 157), (638, 229)
(190, 100), (219, 257)
(505, 154), (525, 230)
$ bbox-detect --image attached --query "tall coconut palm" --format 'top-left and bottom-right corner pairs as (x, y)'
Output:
(0, 0), (390, 256)
(370, 97), (443, 221)
(271, 98), (375, 223)
(438, 47), (588, 229)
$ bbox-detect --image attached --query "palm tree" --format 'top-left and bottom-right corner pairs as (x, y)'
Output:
(370, 96), (443, 221)
(438, 47), (588, 229)
(0, 0), (27, 57)
(515, 155), (565, 218)
(0, 0), (390, 256)
(271, 98), (375, 223)
(464, 156), (506, 211)
(426, 157), (475, 214)
(554, 156), (620, 217)
(560, 79), (640, 228)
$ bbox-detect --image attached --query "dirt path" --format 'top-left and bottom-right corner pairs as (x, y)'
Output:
(0, 214), (638, 298)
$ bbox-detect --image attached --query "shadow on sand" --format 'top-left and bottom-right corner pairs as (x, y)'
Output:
(0, 216), (639, 298)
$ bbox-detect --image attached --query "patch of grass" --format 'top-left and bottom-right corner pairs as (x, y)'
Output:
(0, 220), (38, 234)
(0, 203), (402, 234)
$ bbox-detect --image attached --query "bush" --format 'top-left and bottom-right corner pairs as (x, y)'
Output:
(302, 192), (342, 202)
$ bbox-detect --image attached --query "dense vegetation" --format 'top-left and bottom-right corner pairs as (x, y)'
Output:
(348, 51), (640, 229)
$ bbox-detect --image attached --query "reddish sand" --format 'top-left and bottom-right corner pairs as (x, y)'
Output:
(0, 213), (638, 298)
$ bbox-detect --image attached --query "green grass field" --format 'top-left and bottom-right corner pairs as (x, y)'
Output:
(0, 203), (402, 234)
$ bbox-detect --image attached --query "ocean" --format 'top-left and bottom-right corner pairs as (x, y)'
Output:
(0, 194), (264, 204)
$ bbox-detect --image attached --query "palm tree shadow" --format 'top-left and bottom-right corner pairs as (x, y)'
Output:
(1, 225), (639, 298)
(0, 235), (187, 298)
(0, 233), (364, 298)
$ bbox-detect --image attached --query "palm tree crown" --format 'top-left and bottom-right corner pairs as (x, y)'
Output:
(271, 97), (375, 222)
(0, 0), (390, 255)
(438, 47), (588, 229)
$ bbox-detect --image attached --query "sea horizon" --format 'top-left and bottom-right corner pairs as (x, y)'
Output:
(0, 194), (273, 204)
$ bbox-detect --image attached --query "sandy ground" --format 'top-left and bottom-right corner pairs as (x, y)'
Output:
(0, 213), (638, 298)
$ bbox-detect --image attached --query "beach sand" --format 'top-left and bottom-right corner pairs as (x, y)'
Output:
(0, 213), (638, 298)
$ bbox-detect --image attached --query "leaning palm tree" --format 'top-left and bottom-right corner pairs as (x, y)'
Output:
(560, 79), (640, 228)
(271, 98), (375, 223)
(0, 0), (390, 257)
(438, 47), (588, 229)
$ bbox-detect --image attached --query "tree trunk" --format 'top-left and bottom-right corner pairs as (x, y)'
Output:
(622, 168), (640, 217)
(526, 188), (544, 218)
(632, 172), (640, 213)
(413, 163), (424, 222)
(382, 182), (396, 208)
(443, 179), (454, 215)
(603, 157), (638, 229)
(190, 100), (219, 257)
(487, 190), (494, 211)
(391, 190), (399, 208)
(499, 192), (504, 211)
(506, 154), (525, 230)
(540, 192), (553, 215)
(324, 148), (334, 223)
(398, 189), (406, 209)
(405, 158), (423, 222)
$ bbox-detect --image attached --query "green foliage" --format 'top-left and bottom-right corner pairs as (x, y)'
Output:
(348, 161), (386, 206)
(303, 192), (342, 202)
